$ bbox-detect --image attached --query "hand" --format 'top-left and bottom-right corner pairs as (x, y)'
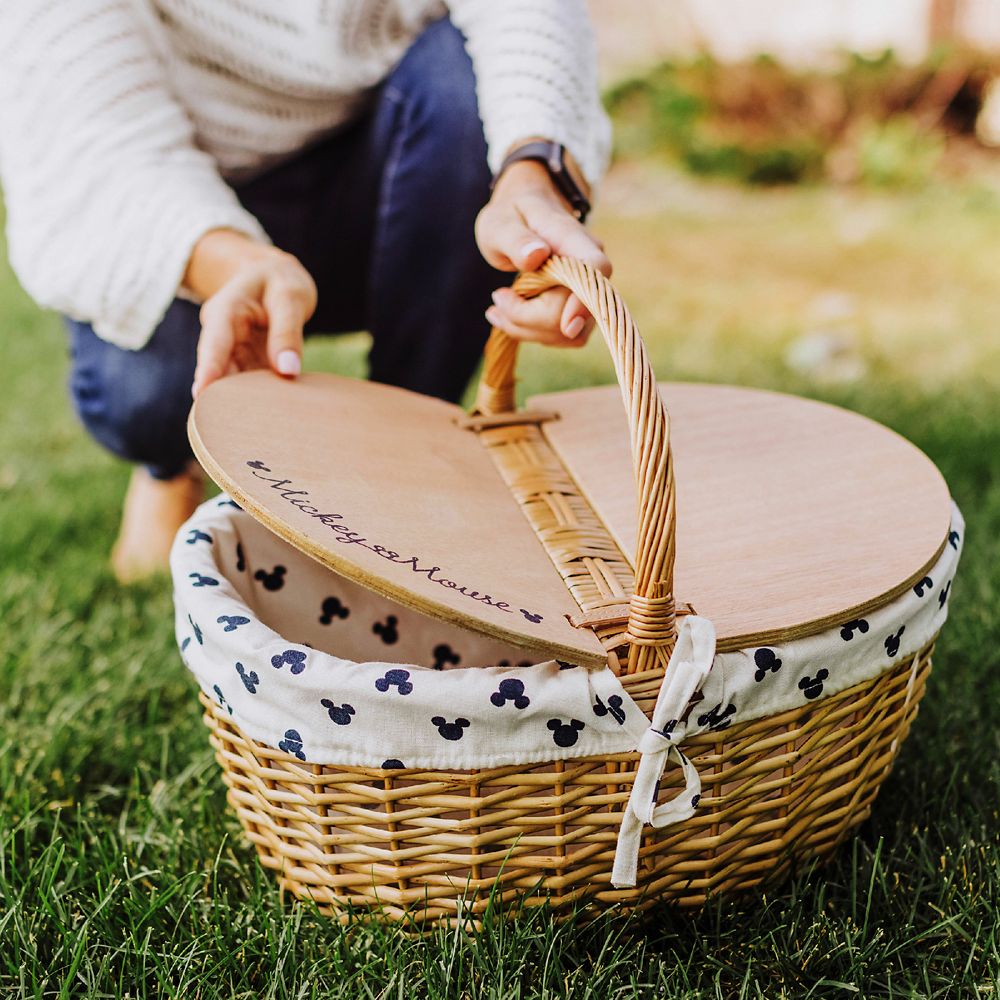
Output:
(475, 158), (611, 347)
(184, 229), (318, 398)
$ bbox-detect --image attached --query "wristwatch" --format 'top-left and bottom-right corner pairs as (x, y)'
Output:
(491, 140), (591, 223)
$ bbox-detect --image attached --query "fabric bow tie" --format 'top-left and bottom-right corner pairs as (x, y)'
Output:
(612, 615), (717, 889)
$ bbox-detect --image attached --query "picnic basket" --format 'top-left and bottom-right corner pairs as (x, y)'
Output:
(173, 256), (962, 927)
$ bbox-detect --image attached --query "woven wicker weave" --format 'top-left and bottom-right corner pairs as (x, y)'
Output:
(197, 257), (939, 925)
(200, 641), (931, 923)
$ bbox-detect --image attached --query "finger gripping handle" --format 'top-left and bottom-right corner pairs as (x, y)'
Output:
(474, 257), (677, 661)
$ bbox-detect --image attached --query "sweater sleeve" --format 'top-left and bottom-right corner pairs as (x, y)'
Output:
(0, 1), (268, 350)
(443, 0), (612, 188)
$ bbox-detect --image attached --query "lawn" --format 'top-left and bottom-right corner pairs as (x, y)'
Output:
(1, 163), (999, 998)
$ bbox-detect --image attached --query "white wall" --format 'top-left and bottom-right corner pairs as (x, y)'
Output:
(683, 0), (933, 67)
(590, 0), (1000, 82)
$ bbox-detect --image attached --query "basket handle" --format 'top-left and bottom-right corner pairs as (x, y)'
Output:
(474, 256), (678, 663)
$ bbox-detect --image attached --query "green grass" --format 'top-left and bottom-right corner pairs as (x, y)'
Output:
(2, 172), (1000, 997)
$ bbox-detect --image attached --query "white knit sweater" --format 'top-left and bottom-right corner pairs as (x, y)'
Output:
(0, 0), (610, 349)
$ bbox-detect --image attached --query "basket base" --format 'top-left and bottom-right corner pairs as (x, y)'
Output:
(200, 638), (933, 927)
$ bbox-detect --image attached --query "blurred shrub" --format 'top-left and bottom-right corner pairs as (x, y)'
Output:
(682, 138), (825, 185)
(605, 49), (989, 186)
(855, 116), (945, 187)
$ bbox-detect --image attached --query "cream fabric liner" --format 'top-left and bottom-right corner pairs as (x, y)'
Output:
(173, 495), (962, 769)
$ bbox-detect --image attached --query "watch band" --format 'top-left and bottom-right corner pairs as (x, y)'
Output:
(491, 140), (591, 223)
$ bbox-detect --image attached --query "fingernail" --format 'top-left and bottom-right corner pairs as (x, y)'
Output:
(276, 350), (301, 377)
(485, 307), (501, 326)
(564, 316), (585, 339)
(191, 380), (199, 400)
(520, 239), (548, 259)
(491, 288), (506, 305)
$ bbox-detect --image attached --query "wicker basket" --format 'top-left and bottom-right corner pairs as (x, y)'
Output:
(178, 257), (959, 926)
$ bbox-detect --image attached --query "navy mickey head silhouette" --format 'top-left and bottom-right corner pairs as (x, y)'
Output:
(375, 668), (413, 694)
(593, 694), (626, 725)
(656, 719), (679, 740)
(236, 542), (246, 572)
(235, 662), (259, 693)
(213, 684), (233, 715)
(491, 678), (530, 709)
(547, 718), (584, 747)
(840, 619), (869, 641)
(884, 626), (905, 657)
(373, 616), (399, 644)
(381, 759), (406, 769)
(432, 716), (470, 740)
(189, 572), (219, 588)
(218, 614), (251, 633)
(798, 669), (829, 699)
(753, 648), (781, 682)
(255, 565), (286, 591)
(271, 649), (307, 674)
(188, 614), (203, 645)
(180, 636), (191, 653)
(320, 699), (356, 725)
(697, 702), (736, 731)
(278, 729), (306, 760)
(496, 659), (534, 669)
(938, 580), (952, 609)
(948, 529), (960, 549)
(186, 528), (212, 545)
(913, 576), (933, 598)
(217, 497), (242, 510)
(319, 597), (350, 624)
(432, 644), (461, 670)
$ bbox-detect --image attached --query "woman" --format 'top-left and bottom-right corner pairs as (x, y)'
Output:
(0, 1), (612, 580)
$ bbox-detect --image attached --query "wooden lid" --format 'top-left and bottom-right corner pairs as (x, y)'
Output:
(530, 382), (953, 647)
(189, 371), (607, 666)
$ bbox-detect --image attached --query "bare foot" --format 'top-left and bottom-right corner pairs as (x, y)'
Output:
(111, 465), (205, 583)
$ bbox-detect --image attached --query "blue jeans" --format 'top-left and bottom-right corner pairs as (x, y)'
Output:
(67, 17), (500, 480)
